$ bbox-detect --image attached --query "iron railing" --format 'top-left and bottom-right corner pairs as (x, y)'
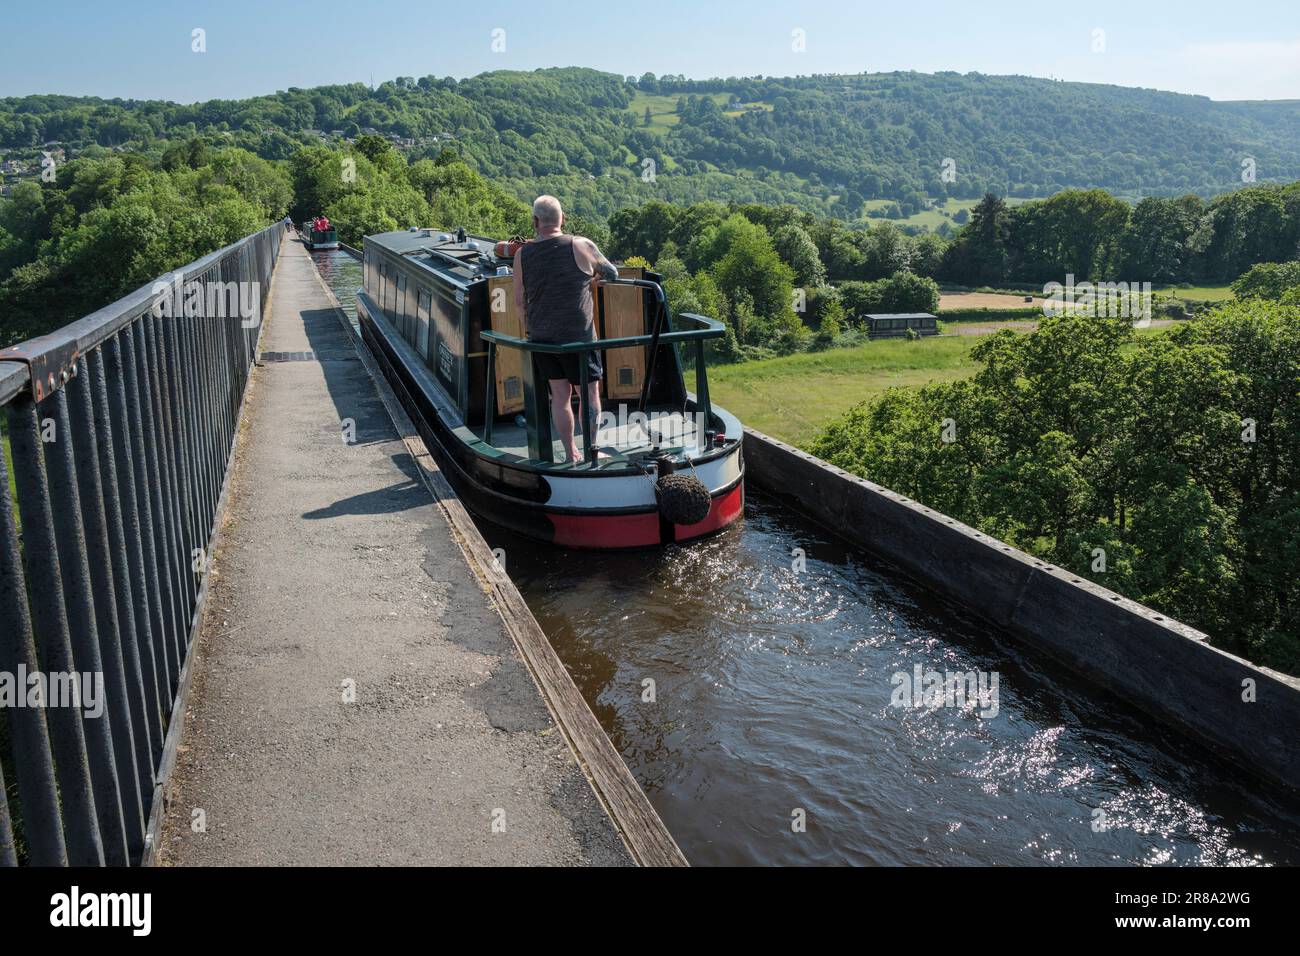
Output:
(0, 218), (291, 865)
(479, 278), (724, 465)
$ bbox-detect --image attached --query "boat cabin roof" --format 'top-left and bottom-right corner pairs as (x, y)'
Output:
(366, 228), (503, 290)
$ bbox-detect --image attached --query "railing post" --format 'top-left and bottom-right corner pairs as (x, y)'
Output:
(579, 351), (594, 468)
(104, 335), (167, 756)
(0, 759), (14, 867)
(7, 395), (106, 865)
(523, 352), (553, 463)
(694, 339), (712, 446)
(483, 340), (496, 446)
(67, 355), (150, 858)
(0, 417), (67, 866)
(637, 286), (668, 415)
(182, 312), (209, 557)
(43, 387), (132, 865)
(87, 347), (157, 804)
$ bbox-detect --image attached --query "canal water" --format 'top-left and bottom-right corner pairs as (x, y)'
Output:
(312, 247), (362, 325)
(312, 248), (1300, 867)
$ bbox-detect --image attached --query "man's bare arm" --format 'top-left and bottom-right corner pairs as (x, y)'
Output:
(581, 237), (619, 281)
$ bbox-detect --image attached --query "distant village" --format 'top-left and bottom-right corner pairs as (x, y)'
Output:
(0, 144), (69, 195)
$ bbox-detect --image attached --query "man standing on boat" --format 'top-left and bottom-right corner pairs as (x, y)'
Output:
(513, 195), (619, 464)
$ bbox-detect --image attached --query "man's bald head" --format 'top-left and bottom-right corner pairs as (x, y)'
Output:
(532, 195), (563, 229)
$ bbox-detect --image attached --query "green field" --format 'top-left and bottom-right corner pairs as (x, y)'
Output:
(863, 197), (971, 229)
(708, 324), (1179, 447)
(1155, 284), (1234, 302)
(627, 92), (732, 129)
(861, 196), (1031, 231)
(709, 336), (981, 447)
(722, 102), (774, 119)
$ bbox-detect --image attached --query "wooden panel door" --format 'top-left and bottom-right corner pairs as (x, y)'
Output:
(487, 276), (527, 416)
(602, 266), (647, 402)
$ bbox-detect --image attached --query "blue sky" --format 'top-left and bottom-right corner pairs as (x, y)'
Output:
(2, 0), (1298, 102)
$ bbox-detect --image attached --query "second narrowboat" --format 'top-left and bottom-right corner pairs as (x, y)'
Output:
(302, 216), (339, 251)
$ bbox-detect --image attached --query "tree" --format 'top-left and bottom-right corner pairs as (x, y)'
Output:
(1, 149), (282, 346)
(608, 200), (679, 261)
(1019, 188), (1130, 280)
(942, 192), (1009, 285)
(880, 270), (939, 312)
(859, 223), (913, 279)
(1119, 195), (1206, 283)
(352, 133), (393, 163)
(702, 214), (798, 342)
(801, 284), (845, 347)
(838, 271), (939, 318)
(1231, 260), (1300, 300)
(1199, 186), (1290, 282)
(811, 302), (1300, 674)
(772, 224), (826, 286)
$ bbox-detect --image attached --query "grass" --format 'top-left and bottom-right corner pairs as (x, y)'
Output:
(722, 102), (773, 118)
(1155, 284), (1234, 302)
(709, 336), (981, 447)
(861, 196), (1029, 231)
(626, 92), (733, 130)
(707, 323), (1180, 447)
(863, 197), (976, 230)
(2, 428), (13, 504)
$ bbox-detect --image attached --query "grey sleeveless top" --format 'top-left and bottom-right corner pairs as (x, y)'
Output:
(520, 235), (594, 343)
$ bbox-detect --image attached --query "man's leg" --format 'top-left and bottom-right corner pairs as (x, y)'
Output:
(549, 379), (579, 462)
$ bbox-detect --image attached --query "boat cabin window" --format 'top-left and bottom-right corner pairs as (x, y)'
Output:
(416, 289), (431, 359)
(395, 274), (408, 336)
(385, 268), (398, 320)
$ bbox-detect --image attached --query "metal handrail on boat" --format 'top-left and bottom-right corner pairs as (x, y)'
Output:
(478, 278), (725, 468)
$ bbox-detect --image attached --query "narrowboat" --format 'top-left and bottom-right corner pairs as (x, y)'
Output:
(302, 216), (339, 251)
(355, 227), (744, 549)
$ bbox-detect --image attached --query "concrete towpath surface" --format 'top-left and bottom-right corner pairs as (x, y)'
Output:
(158, 236), (632, 866)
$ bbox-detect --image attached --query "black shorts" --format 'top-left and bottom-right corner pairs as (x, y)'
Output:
(535, 349), (603, 386)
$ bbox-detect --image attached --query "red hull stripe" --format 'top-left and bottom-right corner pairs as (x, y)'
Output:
(548, 482), (745, 549)
(674, 480), (745, 542)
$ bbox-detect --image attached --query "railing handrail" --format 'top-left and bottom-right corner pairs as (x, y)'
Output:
(479, 278), (720, 466)
(479, 313), (723, 355)
(1, 218), (291, 405)
(480, 276), (723, 355)
(0, 360), (29, 405)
